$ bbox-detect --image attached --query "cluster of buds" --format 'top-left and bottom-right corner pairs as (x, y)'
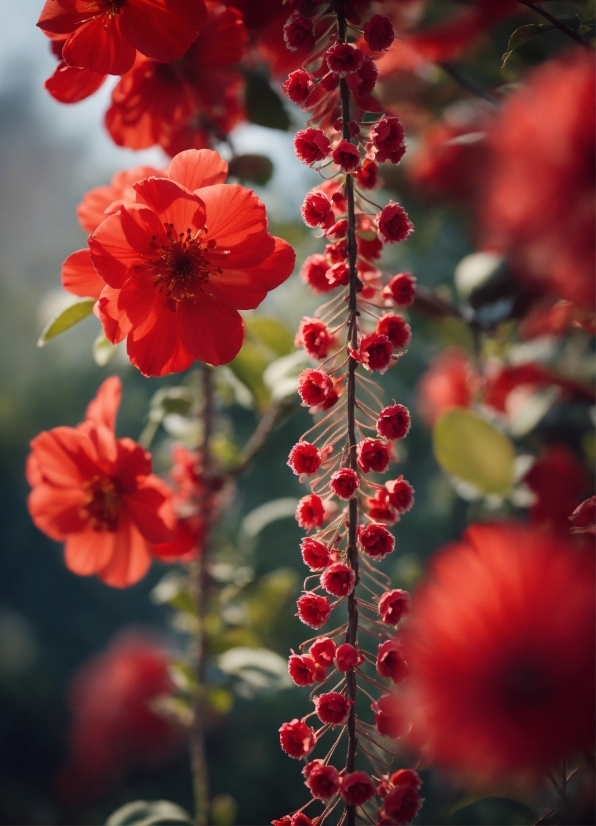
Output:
(277, 3), (422, 825)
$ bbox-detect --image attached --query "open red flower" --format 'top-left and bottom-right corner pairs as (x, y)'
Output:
(309, 637), (336, 668)
(376, 404), (411, 441)
(321, 563), (355, 597)
(296, 592), (331, 629)
(357, 438), (392, 473)
(315, 692), (353, 725)
(379, 589), (410, 626)
(279, 718), (316, 759)
(340, 771), (376, 806)
(373, 694), (404, 739)
(303, 759), (341, 800)
(84, 149), (294, 375)
(26, 377), (174, 587)
(300, 537), (331, 570)
(37, 0), (207, 76)
(377, 640), (408, 683)
(358, 523), (395, 559)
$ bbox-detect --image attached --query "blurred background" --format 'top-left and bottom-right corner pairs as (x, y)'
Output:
(0, 1), (593, 824)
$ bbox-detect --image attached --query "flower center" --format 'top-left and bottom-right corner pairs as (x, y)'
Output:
(89, 0), (126, 17)
(81, 475), (122, 531)
(150, 224), (216, 303)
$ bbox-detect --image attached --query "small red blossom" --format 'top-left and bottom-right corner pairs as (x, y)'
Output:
(379, 590), (410, 626)
(383, 781), (422, 825)
(351, 333), (394, 373)
(295, 318), (337, 359)
(383, 273), (416, 307)
(368, 117), (405, 164)
(357, 232), (383, 262)
(300, 255), (334, 295)
(340, 771), (376, 806)
(309, 637), (337, 668)
(303, 760), (341, 800)
(296, 592), (331, 629)
(315, 692), (353, 725)
(378, 203), (414, 244)
(355, 159), (378, 189)
(357, 439), (392, 473)
(300, 537), (331, 570)
(297, 369), (334, 407)
(373, 694), (404, 739)
(283, 13), (315, 53)
(377, 314), (411, 349)
(326, 261), (350, 289)
(376, 404), (411, 441)
(390, 769), (422, 791)
(294, 128), (331, 165)
(295, 494), (326, 530)
(330, 468), (359, 500)
(37, 0), (207, 76)
(332, 139), (360, 173)
(26, 377), (175, 588)
(325, 238), (348, 264)
(288, 653), (318, 686)
(326, 43), (364, 76)
(346, 55), (378, 97)
(386, 477), (415, 514)
(365, 488), (399, 525)
(326, 218), (348, 240)
(301, 190), (335, 229)
(321, 563), (355, 597)
(335, 643), (365, 672)
(377, 640), (407, 683)
(279, 718), (316, 759)
(288, 442), (322, 476)
(363, 15), (395, 51)
(359, 523), (395, 558)
(282, 68), (315, 105)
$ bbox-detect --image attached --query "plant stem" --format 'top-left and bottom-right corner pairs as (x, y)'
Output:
(517, 0), (592, 47)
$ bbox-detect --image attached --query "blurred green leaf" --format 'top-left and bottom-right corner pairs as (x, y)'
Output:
(433, 408), (515, 496)
(228, 154), (274, 186)
(264, 351), (310, 402)
(242, 498), (298, 538)
(245, 72), (290, 131)
(216, 366), (254, 409)
(105, 800), (192, 826)
(245, 316), (294, 357)
(210, 794), (238, 826)
(92, 333), (119, 366)
(37, 299), (95, 346)
(501, 24), (555, 67)
(217, 646), (291, 690)
(246, 568), (299, 636)
(206, 686), (235, 714)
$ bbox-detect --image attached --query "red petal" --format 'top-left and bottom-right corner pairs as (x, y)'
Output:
(114, 437), (152, 490)
(28, 428), (95, 488)
(152, 517), (202, 561)
(177, 294), (244, 366)
(119, 0), (207, 63)
(37, 0), (91, 35)
(64, 528), (116, 576)
(209, 237), (294, 308)
(45, 61), (106, 103)
(28, 484), (87, 541)
(62, 249), (104, 299)
(167, 149), (228, 192)
(85, 376), (122, 431)
(125, 294), (193, 377)
(125, 478), (175, 543)
(96, 515), (152, 587)
(62, 13), (136, 75)
(98, 286), (132, 343)
(133, 177), (206, 231)
(89, 204), (163, 287)
(199, 184), (273, 268)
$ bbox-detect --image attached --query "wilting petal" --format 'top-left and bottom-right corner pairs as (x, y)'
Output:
(168, 149), (228, 192)
(177, 293), (244, 366)
(85, 376), (122, 431)
(62, 249), (105, 299)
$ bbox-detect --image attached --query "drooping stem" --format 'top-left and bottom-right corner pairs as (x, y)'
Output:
(517, 0), (592, 47)
(189, 364), (214, 826)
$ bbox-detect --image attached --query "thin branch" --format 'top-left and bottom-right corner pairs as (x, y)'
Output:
(517, 0), (592, 47)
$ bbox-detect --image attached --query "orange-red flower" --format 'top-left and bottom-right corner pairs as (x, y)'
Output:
(26, 377), (174, 587)
(402, 522), (595, 786)
(83, 148), (294, 374)
(37, 0), (207, 76)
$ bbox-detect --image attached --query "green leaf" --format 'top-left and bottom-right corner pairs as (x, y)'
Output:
(501, 24), (555, 67)
(241, 498), (299, 538)
(245, 316), (294, 357)
(105, 800), (192, 826)
(210, 795), (238, 826)
(217, 646), (292, 690)
(228, 154), (274, 186)
(206, 686), (235, 714)
(579, 16), (596, 36)
(245, 72), (290, 131)
(93, 333), (119, 366)
(37, 299), (95, 346)
(433, 408), (515, 496)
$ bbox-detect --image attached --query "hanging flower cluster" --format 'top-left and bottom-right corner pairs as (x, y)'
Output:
(276, 4), (422, 824)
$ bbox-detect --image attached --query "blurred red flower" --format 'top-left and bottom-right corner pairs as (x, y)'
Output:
(85, 148), (294, 374)
(482, 50), (595, 310)
(524, 445), (592, 533)
(26, 377), (174, 587)
(403, 522), (595, 785)
(38, 0), (207, 76)
(416, 349), (478, 426)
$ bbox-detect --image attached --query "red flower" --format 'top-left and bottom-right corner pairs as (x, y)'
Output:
(301, 190), (334, 229)
(377, 640), (407, 684)
(297, 368), (334, 407)
(60, 633), (182, 801)
(377, 204), (414, 244)
(403, 522), (595, 784)
(62, 248), (105, 300)
(382, 273), (416, 307)
(386, 477), (414, 514)
(86, 149), (294, 375)
(416, 349), (478, 426)
(326, 261), (350, 289)
(321, 563), (355, 597)
(367, 117), (405, 165)
(296, 494), (326, 529)
(358, 523), (395, 559)
(26, 377), (174, 588)
(346, 55), (378, 97)
(351, 332), (393, 373)
(77, 165), (162, 234)
(315, 691), (353, 725)
(296, 592), (331, 629)
(309, 637), (336, 667)
(300, 255), (334, 295)
(378, 590), (410, 626)
(376, 404), (411, 441)
(300, 537), (331, 570)
(282, 68), (315, 105)
(365, 488), (399, 525)
(340, 771), (376, 805)
(376, 314), (411, 349)
(363, 15), (395, 52)
(303, 759), (341, 800)
(357, 438), (392, 473)
(335, 643), (364, 672)
(355, 159), (378, 190)
(283, 13), (315, 53)
(288, 442), (322, 476)
(332, 139), (360, 173)
(105, 3), (247, 155)
(524, 445), (590, 533)
(330, 468), (359, 500)
(279, 718), (317, 759)
(383, 780), (422, 825)
(288, 653), (318, 686)
(326, 43), (364, 76)
(44, 38), (107, 104)
(38, 0), (207, 76)
(295, 318), (337, 359)
(294, 128), (331, 166)
(372, 694), (404, 739)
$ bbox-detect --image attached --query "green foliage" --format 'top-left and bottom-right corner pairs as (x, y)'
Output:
(230, 316), (295, 409)
(210, 794), (238, 826)
(433, 408), (516, 496)
(501, 24), (556, 66)
(228, 154), (274, 186)
(93, 333), (119, 366)
(37, 299), (95, 346)
(104, 800), (192, 826)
